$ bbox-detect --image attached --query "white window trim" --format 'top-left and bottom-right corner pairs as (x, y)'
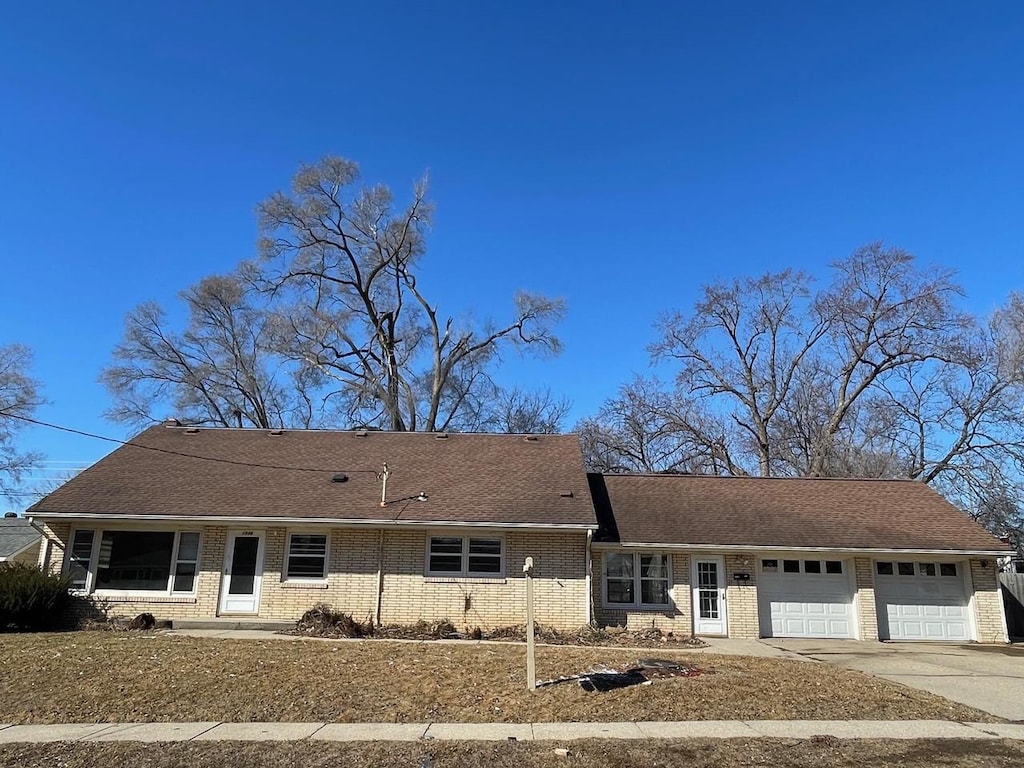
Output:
(424, 534), (505, 578)
(64, 527), (201, 598)
(601, 551), (672, 610)
(283, 530), (330, 583)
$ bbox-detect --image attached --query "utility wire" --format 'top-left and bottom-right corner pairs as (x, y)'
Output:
(2, 413), (381, 475)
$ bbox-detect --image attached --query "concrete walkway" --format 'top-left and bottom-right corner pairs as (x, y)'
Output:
(2, 720), (1023, 743)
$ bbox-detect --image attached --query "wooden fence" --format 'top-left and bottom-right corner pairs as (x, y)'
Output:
(999, 573), (1024, 640)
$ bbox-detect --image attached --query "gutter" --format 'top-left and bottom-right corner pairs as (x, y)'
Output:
(28, 513), (598, 533)
(591, 541), (1011, 557)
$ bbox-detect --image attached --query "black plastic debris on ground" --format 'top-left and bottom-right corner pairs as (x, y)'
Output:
(537, 658), (704, 692)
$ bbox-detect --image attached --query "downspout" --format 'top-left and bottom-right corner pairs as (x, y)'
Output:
(585, 529), (594, 626)
(375, 529), (385, 626)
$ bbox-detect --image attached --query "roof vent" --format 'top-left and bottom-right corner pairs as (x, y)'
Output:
(355, 430), (368, 437)
(435, 432), (449, 439)
(560, 491), (574, 498)
(184, 427), (200, 434)
(524, 436), (539, 442)
(163, 418), (182, 427)
(269, 429), (285, 436)
(331, 473), (349, 483)
(3, 512), (17, 518)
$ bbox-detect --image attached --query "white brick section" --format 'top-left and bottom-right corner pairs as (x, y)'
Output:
(969, 558), (1007, 643)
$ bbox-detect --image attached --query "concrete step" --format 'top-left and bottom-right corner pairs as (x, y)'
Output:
(172, 619), (293, 631)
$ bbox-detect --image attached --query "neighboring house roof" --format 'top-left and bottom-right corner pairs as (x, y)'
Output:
(28, 425), (596, 529)
(0, 518), (42, 561)
(588, 473), (1010, 554)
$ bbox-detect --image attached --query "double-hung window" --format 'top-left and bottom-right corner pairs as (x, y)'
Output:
(426, 536), (504, 577)
(285, 533), (328, 581)
(66, 529), (201, 595)
(604, 552), (671, 608)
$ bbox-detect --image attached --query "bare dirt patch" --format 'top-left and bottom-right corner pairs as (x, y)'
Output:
(2, 739), (1024, 768)
(0, 632), (995, 724)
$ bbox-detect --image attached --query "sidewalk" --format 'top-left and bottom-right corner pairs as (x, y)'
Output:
(2, 720), (1023, 743)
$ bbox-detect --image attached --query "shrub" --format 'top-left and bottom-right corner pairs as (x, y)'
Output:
(0, 563), (73, 632)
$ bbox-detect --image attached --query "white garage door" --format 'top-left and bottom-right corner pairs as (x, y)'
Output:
(874, 560), (970, 641)
(758, 558), (855, 639)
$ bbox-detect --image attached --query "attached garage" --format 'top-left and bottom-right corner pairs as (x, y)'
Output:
(757, 557), (855, 639)
(874, 560), (971, 641)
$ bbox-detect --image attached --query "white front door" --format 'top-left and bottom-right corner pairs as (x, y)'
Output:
(693, 556), (727, 635)
(219, 531), (265, 615)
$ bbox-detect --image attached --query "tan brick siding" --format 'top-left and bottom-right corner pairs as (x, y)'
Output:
(41, 523), (587, 630)
(969, 558), (1007, 643)
(723, 553), (758, 638)
(592, 551), (693, 633)
(853, 557), (879, 640)
(378, 530), (588, 631)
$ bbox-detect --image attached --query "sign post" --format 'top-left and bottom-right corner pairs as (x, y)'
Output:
(523, 556), (536, 691)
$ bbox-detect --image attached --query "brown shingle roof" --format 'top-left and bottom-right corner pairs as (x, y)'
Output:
(589, 473), (1009, 553)
(28, 426), (595, 528)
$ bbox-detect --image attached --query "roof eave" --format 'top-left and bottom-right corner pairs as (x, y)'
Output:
(28, 512), (598, 532)
(592, 541), (1011, 557)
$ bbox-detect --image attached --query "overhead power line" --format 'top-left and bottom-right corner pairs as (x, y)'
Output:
(2, 413), (381, 475)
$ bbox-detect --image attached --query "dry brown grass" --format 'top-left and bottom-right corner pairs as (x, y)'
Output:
(0, 632), (995, 724)
(3, 739), (1024, 768)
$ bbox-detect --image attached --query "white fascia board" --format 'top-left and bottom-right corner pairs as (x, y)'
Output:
(28, 512), (597, 533)
(591, 541), (1009, 557)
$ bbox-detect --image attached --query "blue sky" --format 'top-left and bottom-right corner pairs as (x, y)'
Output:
(2, 1), (1022, 505)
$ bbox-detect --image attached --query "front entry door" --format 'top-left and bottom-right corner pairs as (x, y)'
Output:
(693, 556), (727, 635)
(219, 531), (264, 614)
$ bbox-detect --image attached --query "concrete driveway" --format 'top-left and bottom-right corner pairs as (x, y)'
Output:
(763, 639), (1024, 722)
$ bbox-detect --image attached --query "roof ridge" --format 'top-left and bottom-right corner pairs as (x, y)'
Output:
(601, 473), (921, 483)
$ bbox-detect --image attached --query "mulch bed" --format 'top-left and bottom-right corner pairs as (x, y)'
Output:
(285, 604), (707, 648)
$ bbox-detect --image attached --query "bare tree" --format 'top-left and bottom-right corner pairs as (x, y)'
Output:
(103, 274), (316, 429)
(582, 246), (1024, 548)
(0, 344), (44, 499)
(103, 156), (567, 434)
(256, 156), (565, 432)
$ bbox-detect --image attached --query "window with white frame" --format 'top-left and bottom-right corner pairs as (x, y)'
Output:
(66, 529), (200, 594)
(285, 533), (328, 580)
(604, 552), (671, 608)
(426, 536), (503, 577)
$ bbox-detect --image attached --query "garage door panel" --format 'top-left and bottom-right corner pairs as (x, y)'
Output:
(759, 569), (854, 639)
(875, 566), (970, 642)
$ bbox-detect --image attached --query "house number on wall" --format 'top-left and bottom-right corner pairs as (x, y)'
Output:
(240, 531), (255, 536)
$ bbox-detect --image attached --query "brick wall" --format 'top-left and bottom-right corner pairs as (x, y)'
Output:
(592, 551), (693, 633)
(723, 553), (759, 638)
(41, 522), (587, 630)
(969, 558), (1007, 643)
(378, 530), (588, 631)
(853, 557), (879, 640)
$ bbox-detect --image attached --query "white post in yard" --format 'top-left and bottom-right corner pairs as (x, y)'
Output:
(523, 556), (536, 691)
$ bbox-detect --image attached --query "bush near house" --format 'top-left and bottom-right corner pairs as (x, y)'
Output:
(0, 563), (72, 632)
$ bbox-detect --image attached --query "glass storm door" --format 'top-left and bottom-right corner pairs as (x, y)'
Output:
(693, 556), (727, 635)
(219, 531), (264, 614)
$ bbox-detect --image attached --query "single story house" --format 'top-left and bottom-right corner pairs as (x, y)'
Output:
(0, 515), (43, 565)
(27, 422), (1010, 642)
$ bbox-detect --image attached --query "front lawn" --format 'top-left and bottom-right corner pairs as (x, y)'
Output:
(0, 632), (994, 724)
(4, 739), (1024, 768)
